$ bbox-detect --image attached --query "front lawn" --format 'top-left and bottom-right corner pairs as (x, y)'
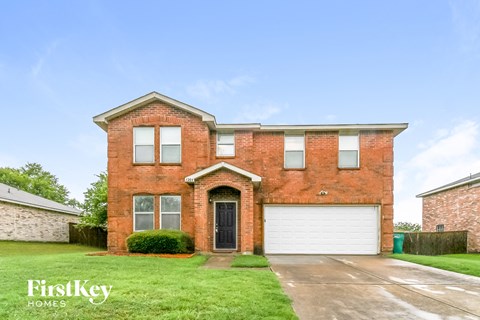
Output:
(390, 253), (480, 277)
(231, 255), (270, 268)
(0, 241), (296, 319)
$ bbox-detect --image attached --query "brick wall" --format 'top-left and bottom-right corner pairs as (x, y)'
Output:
(422, 184), (480, 252)
(0, 201), (79, 242)
(106, 101), (395, 253)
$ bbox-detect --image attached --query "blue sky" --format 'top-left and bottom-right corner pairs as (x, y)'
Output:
(1, 1), (479, 223)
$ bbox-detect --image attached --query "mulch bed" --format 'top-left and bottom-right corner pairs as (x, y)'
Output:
(86, 251), (195, 258)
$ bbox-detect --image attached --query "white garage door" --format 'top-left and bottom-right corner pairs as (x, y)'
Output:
(264, 206), (379, 254)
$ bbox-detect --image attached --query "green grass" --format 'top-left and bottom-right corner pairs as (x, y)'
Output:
(231, 255), (270, 268)
(0, 241), (101, 256)
(0, 241), (296, 319)
(390, 253), (480, 277)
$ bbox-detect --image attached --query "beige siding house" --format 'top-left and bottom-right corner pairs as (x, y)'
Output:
(0, 183), (81, 242)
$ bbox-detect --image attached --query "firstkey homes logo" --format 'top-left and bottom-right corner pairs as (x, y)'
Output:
(27, 280), (113, 307)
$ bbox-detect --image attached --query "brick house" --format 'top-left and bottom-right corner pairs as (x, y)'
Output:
(94, 92), (407, 254)
(417, 172), (480, 252)
(0, 183), (81, 242)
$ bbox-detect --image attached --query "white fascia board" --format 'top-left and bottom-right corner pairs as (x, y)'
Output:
(260, 123), (408, 136)
(416, 176), (480, 198)
(185, 162), (262, 184)
(93, 92), (216, 131)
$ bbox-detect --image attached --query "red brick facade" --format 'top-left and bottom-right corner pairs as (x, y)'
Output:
(97, 93), (404, 254)
(422, 184), (480, 252)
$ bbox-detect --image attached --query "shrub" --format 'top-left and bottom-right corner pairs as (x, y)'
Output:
(126, 230), (194, 254)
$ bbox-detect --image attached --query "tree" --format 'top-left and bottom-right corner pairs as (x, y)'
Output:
(0, 162), (76, 206)
(80, 172), (107, 228)
(394, 222), (421, 232)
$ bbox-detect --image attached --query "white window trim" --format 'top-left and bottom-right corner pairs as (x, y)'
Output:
(160, 127), (182, 164)
(160, 195), (182, 230)
(213, 201), (238, 251)
(133, 195), (155, 232)
(133, 127), (155, 164)
(284, 133), (305, 169)
(216, 132), (235, 157)
(338, 133), (360, 169)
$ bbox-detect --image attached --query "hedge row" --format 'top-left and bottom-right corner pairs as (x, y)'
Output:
(126, 230), (194, 254)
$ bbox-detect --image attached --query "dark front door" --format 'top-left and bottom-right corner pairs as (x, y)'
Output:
(215, 202), (236, 249)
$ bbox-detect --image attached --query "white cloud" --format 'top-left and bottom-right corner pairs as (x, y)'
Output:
(395, 120), (480, 224)
(186, 75), (255, 101)
(30, 40), (59, 78)
(234, 101), (286, 123)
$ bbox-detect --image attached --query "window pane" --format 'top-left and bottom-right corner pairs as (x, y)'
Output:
(161, 214), (180, 230)
(161, 127), (181, 144)
(285, 135), (304, 150)
(135, 196), (154, 212)
(217, 133), (234, 144)
(339, 150), (358, 168)
(339, 135), (359, 150)
(161, 145), (181, 163)
(161, 196), (181, 212)
(217, 145), (235, 156)
(135, 214), (154, 231)
(135, 145), (154, 163)
(285, 151), (304, 168)
(134, 127), (154, 144)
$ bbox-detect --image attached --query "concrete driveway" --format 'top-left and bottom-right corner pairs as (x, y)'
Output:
(268, 255), (480, 320)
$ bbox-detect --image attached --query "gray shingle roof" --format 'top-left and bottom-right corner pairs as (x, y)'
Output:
(0, 182), (82, 215)
(416, 172), (480, 198)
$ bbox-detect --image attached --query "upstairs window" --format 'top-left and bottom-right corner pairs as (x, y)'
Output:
(285, 134), (305, 169)
(436, 224), (444, 232)
(339, 134), (359, 168)
(217, 132), (235, 157)
(160, 127), (181, 163)
(160, 196), (181, 230)
(133, 127), (154, 163)
(133, 196), (154, 231)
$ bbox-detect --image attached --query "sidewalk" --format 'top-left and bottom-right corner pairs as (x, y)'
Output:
(201, 255), (234, 269)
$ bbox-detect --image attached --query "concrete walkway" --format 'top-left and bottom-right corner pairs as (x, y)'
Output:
(269, 255), (480, 320)
(201, 255), (234, 269)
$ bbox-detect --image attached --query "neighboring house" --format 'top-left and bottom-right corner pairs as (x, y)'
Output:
(0, 183), (81, 242)
(94, 92), (407, 254)
(417, 172), (480, 252)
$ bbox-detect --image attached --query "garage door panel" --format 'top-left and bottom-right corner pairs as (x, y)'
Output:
(264, 206), (379, 254)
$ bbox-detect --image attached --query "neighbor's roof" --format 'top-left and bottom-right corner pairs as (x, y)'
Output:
(185, 162), (262, 186)
(0, 183), (82, 215)
(416, 172), (480, 198)
(93, 91), (408, 136)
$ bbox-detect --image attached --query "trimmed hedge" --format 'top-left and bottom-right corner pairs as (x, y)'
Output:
(126, 230), (194, 254)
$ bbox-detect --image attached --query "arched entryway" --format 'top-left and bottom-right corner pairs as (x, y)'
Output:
(208, 186), (241, 251)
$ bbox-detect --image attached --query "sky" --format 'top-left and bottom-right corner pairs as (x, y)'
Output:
(1, 1), (479, 224)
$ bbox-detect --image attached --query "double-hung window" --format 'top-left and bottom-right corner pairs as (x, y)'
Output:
(284, 134), (305, 169)
(339, 134), (359, 168)
(160, 195), (181, 230)
(133, 127), (154, 163)
(133, 195), (154, 231)
(217, 132), (235, 156)
(160, 127), (181, 163)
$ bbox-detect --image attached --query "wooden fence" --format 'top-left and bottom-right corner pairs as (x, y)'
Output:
(69, 223), (107, 249)
(402, 231), (468, 255)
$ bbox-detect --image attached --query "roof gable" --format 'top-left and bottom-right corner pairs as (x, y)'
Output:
(0, 183), (81, 215)
(184, 162), (262, 186)
(416, 172), (480, 198)
(93, 91), (216, 131)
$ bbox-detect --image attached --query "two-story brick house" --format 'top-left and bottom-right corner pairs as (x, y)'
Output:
(94, 92), (407, 254)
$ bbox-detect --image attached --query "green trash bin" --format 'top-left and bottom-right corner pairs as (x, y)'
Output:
(393, 232), (405, 254)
